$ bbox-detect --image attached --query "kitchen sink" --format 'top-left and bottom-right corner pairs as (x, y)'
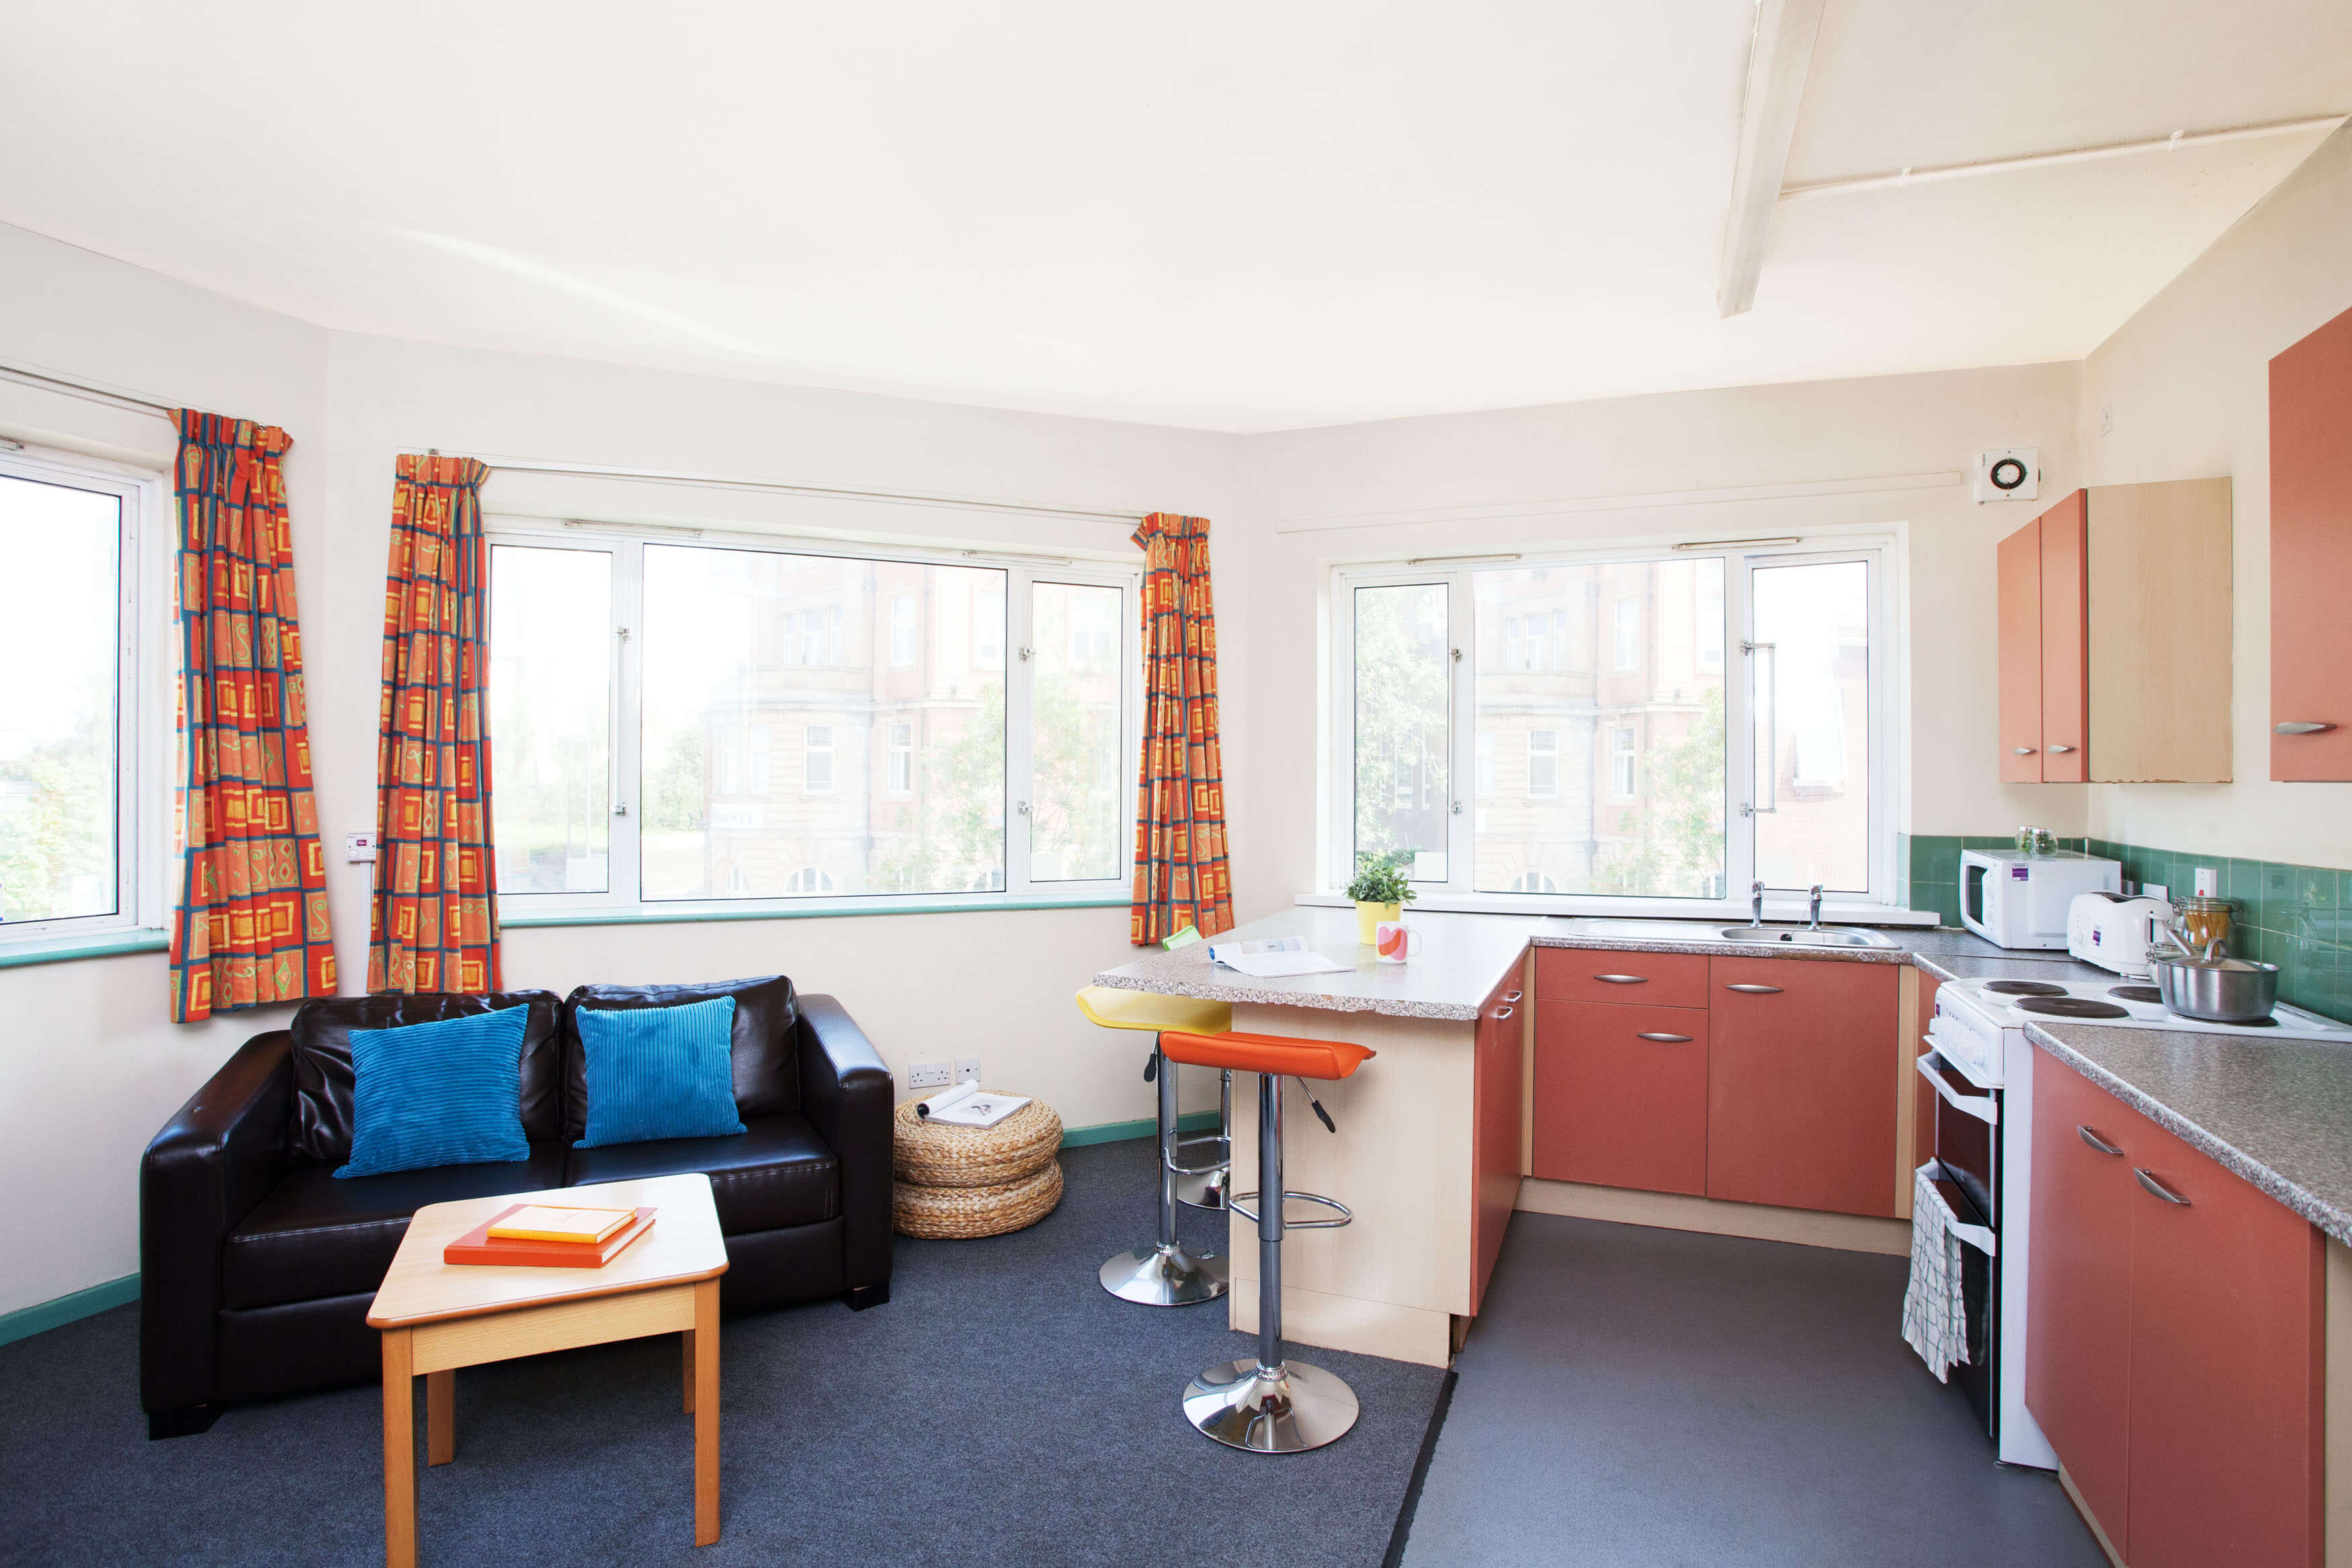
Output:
(1560, 918), (1730, 941)
(1714, 925), (1901, 949)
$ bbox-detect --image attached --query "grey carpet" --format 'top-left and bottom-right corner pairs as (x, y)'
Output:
(0, 1140), (1445, 1567)
(1398, 1212), (2108, 1568)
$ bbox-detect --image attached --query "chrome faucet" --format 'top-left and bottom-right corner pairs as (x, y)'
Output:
(1751, 880), (1765, 927)
(1808, 884), (1825, 930)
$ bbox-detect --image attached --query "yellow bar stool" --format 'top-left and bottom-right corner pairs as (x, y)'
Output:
(1075, 985), (1234, 1306)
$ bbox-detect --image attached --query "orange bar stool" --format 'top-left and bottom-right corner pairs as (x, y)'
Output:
(1158, 1028), (1375, 1453)
(1074, 987), (1234, 1307)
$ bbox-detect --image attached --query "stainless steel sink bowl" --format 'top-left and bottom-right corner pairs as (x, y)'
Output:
(1560, 918), (1730, 941)
(1714, 925), (1901, 949)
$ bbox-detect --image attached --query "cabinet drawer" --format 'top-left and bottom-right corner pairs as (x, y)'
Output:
(1532, 1002), (1708, 1196)
(1535, 947), (1709, 1009)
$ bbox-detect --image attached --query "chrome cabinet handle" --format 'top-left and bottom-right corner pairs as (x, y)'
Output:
(2134, 1168), (2191, 1206)
(1503, 990), (1523, 1003)
(2014, 746), (2036, 755)
(1493, 1006), (1514, 1020)
(1637, 1032), (1695, 1043)
(2048, 744), (2075, 753)
(1595, 974), (1649, 984)
(2076, 1125), (2123, 1156)
(1724, 983), (1783, 994)
(2276, 722), (2337, 735)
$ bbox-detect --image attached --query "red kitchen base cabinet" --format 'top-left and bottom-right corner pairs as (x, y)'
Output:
(2028, 1053), (2322, 1568)
(1533, 1002), (1708, 1196)
(1469, 968), (1526, 1315)
(1705, 957), (1898, 1217)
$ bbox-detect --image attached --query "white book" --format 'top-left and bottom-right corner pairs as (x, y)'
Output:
(1213, 949), (1351, 978)
(925, 1090), (1031, 1128)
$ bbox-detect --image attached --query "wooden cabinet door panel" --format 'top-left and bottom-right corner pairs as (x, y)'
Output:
(1532, 1002), (1708, 1196)
(2026, 1054), (2138, 1551)
(1469, 970), (1526, 1315)
(2039, 490), (2090, 782)
(2270, 303), (2352, 781)
(1534, 947), (1709, 1009)
(2125, 1125), (2322, 1568)
(1704, 958), (1898, 1216)
(1997, 517), (2045, 783)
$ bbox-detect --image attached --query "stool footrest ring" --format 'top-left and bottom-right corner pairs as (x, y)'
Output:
(1227, 1189), (1353, 1229)
(1162, 1129), (1232, 1179)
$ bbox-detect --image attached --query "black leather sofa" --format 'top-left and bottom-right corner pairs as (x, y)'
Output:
(140, 975), (892, 1438)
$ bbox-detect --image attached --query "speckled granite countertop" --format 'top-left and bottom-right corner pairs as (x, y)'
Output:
(1912, 952), (2115, 986)
(2027, 1020), (2352, 1246)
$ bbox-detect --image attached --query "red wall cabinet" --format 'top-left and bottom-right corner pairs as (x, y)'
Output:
(2028, 1052), (2322, 1568)
(2270, 302), (2352, 779)
(1469, 966), (1525, 1315)
(1704, 957), (1898, 1217)
(1533, 1000), (1709, 1196)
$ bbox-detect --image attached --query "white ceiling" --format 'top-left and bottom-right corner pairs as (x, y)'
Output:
(1, 1), (2346, 432)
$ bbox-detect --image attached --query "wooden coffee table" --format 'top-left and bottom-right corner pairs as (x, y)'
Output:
(366, 1173), (729, 1567)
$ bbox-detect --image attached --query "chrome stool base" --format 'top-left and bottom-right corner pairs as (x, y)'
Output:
(1182, 1358), (1360, 1453)
(1099, 1242), (1228, 1307)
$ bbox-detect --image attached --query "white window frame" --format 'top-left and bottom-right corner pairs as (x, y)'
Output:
(485, 517), (1142, 918)
(1326, 532), (1901, 918)
(803, 724), (835, 795)
(0, 445), (166, 951)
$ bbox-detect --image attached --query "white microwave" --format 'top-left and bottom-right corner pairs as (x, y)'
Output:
(1958, 849), (2121, 950)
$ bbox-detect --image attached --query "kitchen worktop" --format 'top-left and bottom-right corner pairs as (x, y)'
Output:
(1091, 904), (2047, 1021)
(2028, 1019), (2352, 1247)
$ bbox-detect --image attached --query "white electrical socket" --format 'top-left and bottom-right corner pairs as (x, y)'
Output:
(955, 1057), (980, 1084)
(2195, 867), (2220, 898)
(907, 1061), (952, 1090)
(344, 831), (378, 863)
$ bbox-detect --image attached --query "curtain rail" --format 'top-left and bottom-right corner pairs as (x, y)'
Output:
(0, 359), (179, 419)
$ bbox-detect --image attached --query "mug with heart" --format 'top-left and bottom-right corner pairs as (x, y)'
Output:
(1374, 920), (1424, 964)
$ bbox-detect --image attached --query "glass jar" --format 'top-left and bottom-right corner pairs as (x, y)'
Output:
(2033, 828), (2056, 857)
(2176, 895), (2234, 956)
(2015, 826), (2037, 855)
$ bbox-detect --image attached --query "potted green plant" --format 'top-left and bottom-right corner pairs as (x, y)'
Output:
(1348, 850), (1417, 944)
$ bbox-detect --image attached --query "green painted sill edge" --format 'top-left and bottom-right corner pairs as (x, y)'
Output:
(0, 930), (169, 970)
(1, 1117), (1202, 1345)
(505, 897), (1128, 930)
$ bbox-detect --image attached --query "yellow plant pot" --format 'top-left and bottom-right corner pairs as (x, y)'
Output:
(1355, 900), (1402, 945)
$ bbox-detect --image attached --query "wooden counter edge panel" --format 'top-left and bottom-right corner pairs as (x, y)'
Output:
(1895, 967), (1919, 1219)
(2085, 477), (2233, 783)
(1515, 1178), (1910, 1256)
(1226, 1276), (1453, 1369)
(2330, 1238), (2352, 1568)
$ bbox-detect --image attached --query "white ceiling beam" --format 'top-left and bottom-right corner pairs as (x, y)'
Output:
(1716, 0), (1826, 318)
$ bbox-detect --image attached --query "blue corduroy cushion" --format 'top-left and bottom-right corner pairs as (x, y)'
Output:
(574, 995), (747, 1148)
(334, 1006), (532, 1179)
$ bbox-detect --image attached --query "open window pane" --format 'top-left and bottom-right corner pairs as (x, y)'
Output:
(1751, 559), (1870, 893)
(0, 474), (120, 924)
(1353, 582), (1450, 882)
(1472, 560), (1724, 898)
(1030, 582), (1124, 881)
(489, 546), (612, 894)
(640, 546), (1006, 899)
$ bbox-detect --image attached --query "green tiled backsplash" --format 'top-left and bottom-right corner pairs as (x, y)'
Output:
(1897, 832), (2352, 1023)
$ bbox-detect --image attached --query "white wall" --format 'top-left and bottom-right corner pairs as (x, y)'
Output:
(1217, 362), (2087, 918)
(0, 220), (1234, 1315)
(2081, 122), (2352, 865)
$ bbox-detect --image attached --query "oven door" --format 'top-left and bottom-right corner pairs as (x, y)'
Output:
(1919, 1049), (2002, 1438)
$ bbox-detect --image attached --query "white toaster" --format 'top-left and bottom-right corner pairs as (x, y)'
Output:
(2066, 891), (2171, 977)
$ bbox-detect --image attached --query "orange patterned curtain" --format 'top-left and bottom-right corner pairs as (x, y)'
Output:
(167, 412), (337, 1021)
(1130, 512), (1235, 945)
(368, 455), (501, 994)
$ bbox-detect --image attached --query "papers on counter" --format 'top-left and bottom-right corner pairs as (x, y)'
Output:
(1208, 935), (1351, 978)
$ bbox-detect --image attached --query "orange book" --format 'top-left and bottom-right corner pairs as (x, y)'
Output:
(444, 1204), (657, 1268)
(487, 1205), (636, 1244)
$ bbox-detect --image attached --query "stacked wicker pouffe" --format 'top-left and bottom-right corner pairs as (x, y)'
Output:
(890, 1095), (1066, 1239)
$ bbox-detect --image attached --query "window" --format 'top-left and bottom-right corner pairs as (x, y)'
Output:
(1527, 730), (1559, 798)
(0, 451), (155, 947)
(886, 722), (913, 795)
(804, 725), (835, 794)
(890, 594), (918, 666)
(1335, 541), (1890, 910)
(489, 524), (1137, 915)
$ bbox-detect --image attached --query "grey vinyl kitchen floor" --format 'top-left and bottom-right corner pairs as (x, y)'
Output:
(1400, 1212), (2109, 1568)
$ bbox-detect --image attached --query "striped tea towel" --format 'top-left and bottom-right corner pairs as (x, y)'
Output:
(1902, 1165), (1970, 1383)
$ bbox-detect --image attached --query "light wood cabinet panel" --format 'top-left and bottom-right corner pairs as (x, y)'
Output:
(1704, 957), (1898, 1217)
(2039, 490), (2090, 783)
(1533, 1001), (1709, 1196)
(2270, 302), (2352, 781)
(1997, 517), (2044, 783)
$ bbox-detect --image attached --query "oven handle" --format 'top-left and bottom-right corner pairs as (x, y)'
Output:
(1915, 1161), (1998, 1256)
(1917, 1051), (1999, 1126)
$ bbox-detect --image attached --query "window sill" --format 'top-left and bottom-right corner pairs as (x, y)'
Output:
(0, 928), (171, 969)
(502, 896), (1130, 930)
(1294, 891), (1941, 928)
